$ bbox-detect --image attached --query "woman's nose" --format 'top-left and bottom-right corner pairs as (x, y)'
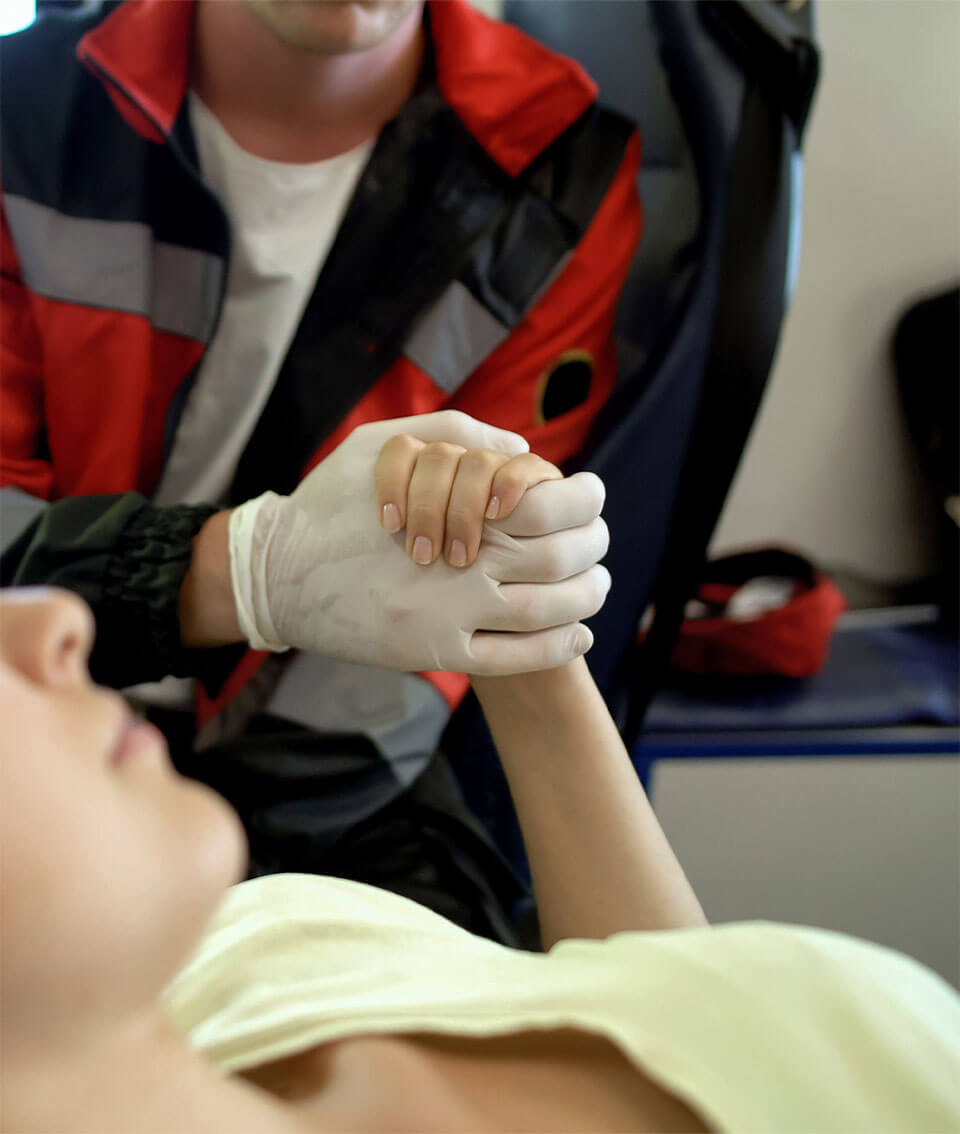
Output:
(0, 587), (95, 689)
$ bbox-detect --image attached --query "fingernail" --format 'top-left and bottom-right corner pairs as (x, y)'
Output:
(485, 496), (500, 519)
(449, 539), (467, 567)
(413, 536), (433, 564)
(382, 503), (401, 532)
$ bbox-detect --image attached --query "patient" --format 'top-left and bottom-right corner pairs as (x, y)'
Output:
(1, 460), (958, 1133)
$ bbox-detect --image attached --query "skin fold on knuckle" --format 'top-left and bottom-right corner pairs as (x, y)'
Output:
(499, 472), (529, 498)
(527, 455), (563, 480)
(491, 472), (530, 515)
(376, 437), (420, 491)
(384, 432), (420, 458)
(420, 441), (465, 464)
(460, 448), (504, 476)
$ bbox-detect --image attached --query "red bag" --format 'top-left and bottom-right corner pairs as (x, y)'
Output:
(650, 548), (847, 678)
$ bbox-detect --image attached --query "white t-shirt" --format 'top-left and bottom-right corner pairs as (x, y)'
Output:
(131, 97), (373, 710)
(153, 94), (373, 508)
(164, 873), (960, 1132)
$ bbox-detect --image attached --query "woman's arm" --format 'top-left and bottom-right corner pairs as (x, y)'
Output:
(471, 659), (706, 949)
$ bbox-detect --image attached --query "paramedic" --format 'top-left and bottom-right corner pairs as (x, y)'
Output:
(0, 0), (641, 939)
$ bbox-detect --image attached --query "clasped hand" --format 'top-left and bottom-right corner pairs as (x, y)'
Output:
(229, 411), (610, 674)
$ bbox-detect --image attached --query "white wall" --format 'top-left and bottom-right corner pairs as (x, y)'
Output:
(711, 0), (960, 582)
(653, 755), (960, 987)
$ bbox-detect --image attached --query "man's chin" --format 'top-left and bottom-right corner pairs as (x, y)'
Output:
(247, 0), (421, 56)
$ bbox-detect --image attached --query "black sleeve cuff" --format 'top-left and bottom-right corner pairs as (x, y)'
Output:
(3, 492), (247, 692)
(96, 500), (246, 692)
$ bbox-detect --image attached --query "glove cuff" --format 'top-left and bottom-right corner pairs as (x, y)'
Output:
(228, 492), (290, 653)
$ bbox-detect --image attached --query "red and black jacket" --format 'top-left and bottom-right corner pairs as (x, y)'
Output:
(0, 0), (641, 717)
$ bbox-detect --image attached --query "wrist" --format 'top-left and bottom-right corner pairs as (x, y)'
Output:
(178, 510), (243, 647)
(471, 655), (625, 773)
(471, 656), (593, 717)
(226, 491), (292, 652)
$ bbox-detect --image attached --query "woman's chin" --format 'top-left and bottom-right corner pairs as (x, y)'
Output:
(182, 777), (250, 891)
(212, 793), (250, 888)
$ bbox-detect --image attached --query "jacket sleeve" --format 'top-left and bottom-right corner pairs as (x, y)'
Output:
(0, 492), (245, 690)
(448, 130), (642, 467)
(1, 201), (243, 691)
(1, 196), (56, 499)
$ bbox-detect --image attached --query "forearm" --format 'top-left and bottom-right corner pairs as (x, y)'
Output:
(471, 658), (706, 949)
(178, 509), (243, 647)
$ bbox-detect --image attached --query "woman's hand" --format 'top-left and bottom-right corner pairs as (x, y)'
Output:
(374, 436), (563, 568)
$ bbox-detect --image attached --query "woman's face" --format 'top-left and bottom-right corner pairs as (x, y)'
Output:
(0, 588), (246, 1047)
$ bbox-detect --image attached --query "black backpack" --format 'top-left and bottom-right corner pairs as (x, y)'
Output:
(893, 284), (960, 625)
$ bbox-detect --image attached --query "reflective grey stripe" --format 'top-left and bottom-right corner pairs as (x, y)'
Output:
(265, 653), (449, 778)
(190, 651), (446, 783)
(151, 241), (224, 343)
(0, 486), (49, 551)
(404, 279), (510, 394)
(4, 195), (223, 343)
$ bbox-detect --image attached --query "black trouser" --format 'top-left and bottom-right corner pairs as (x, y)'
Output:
(149, 708), (537, 949)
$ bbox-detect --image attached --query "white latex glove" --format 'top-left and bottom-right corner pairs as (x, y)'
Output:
(229, 411), (611, 674)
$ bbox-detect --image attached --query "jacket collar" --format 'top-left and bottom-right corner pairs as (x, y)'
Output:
(78, 0), (596, 174)
(78, 0), (194, 143)
(429, 0), (596, 174)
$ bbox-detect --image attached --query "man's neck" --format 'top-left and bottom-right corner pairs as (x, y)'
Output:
(191, 3), (425, 162)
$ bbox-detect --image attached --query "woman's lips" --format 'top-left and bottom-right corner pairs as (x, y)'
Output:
(111, 711), (169, 768)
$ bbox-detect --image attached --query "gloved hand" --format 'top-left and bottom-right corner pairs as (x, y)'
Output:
(229, 411), (610, 674)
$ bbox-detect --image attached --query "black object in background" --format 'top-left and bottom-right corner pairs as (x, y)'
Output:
(893, 284), (960, 628)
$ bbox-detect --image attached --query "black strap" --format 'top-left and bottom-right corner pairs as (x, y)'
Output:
(697, 547), (817, 589)
(701, 0), (820, 140)
(621, 79), (793, 745)
(459, 105), (635, 328)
